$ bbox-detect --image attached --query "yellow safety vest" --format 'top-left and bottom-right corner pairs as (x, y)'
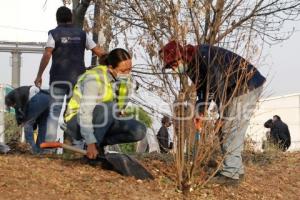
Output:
(64, 65), (130, 122)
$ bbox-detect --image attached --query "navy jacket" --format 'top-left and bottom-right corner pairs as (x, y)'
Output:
(5, 86), (50, 125)
(5, 86), (31, 125)
(265, 119), (291, 151)
(187, 45), (266, 103)
(49, 24), (86, 88)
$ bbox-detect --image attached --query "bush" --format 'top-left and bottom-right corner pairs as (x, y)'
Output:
(119, 143), (136, 154)
(125, 106), (152, 128)
(4, 113), (21, 144)
(118, 106), (152, 154)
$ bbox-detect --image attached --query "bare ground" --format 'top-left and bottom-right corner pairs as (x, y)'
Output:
(0, 151), (299, 200)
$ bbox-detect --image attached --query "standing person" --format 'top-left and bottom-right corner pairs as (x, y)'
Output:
(5, 86), (52, 153)
(159, 41), (266, 185)
(63, 48), (146, 159)
(264, 115), (291, 151)
(157, 116), (172, 153)
(272, 115), (291, 151)
(34, 6), (105, 142)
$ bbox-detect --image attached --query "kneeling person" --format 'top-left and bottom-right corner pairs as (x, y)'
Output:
(64, 48), (146, 159)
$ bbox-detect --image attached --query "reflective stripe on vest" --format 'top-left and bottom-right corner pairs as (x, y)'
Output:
(64, 65), (129, 122)
(117, 79), (129, 110)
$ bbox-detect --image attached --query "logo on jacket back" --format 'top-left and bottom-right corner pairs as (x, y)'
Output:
(61, 37), (81, 44)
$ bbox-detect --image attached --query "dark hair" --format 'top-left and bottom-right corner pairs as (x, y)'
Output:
(197, 104), (206, 115)
(273, 115), (281, 121)
(161, 116), (170, 125)
(56, 6), (72, 24)
(100, 48), (131, 68)
(264, 119), (273, 128)
(5, 94), (15, 107)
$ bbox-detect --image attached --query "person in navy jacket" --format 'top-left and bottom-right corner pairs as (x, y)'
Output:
(159, 41), (266, 185)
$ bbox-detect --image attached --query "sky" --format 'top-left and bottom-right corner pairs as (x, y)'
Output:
(0, 0), (300, 97)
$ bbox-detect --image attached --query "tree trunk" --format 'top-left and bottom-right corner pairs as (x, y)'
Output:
(92, 0), (112, 65)
(72, 0), (91, 29)
(91, 1), (100, 65)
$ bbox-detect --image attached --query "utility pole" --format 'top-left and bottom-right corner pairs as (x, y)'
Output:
(11, 50), (22, 88)
(0, 41), (45, 88)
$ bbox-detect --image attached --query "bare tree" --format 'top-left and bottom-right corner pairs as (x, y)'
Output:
(99, 0), (300, 193)
(64, 0), (91, 28)
(66, 0), (300, 194)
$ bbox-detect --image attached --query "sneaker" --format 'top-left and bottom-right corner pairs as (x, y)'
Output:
(210, 173), (239, 186)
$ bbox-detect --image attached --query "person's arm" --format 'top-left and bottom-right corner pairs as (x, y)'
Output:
(79, 74), (103, 159)
(34, 47), (53, 87)
(91, 46), (106, 57)
(34, 34), (55, 88)
(35, 33), (55, 87)
(272, 126), (281, 143)
(85, 33), (106, 57)
(157, 127), (162, 138)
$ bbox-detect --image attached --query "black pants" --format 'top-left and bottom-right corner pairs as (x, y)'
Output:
(65, 103), (146, 147)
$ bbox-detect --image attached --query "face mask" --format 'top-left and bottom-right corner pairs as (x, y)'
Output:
(116, 73), (131, 81)
(175, 63), (187, 74)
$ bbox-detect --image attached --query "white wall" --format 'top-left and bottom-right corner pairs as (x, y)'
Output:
(246, 94), (300, 151)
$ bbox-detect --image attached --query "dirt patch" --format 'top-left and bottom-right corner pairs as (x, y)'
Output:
(0, 152), (299, 200)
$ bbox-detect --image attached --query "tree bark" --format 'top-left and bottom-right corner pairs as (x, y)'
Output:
(72, 0), (91, 29)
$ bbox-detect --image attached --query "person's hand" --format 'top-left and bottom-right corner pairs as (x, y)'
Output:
(119, 110), (127, 117)
(193, 116), (203, 131)
(86, 143), (98, 159)
(34, 76), (42, 88)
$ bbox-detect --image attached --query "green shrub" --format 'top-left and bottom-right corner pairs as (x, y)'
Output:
(125, 106), (152, 128)
(118, 106), (152, 153)
(119, 143), (136, 154)
(4, 113), (21, 143)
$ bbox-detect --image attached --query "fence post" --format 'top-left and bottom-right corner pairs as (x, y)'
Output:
(0, 85), (5, 143)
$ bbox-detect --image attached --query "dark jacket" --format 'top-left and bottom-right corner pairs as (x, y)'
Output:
(49, 24), (86, 88)
(188, 45), (266, 103)
(5, 86), (31, 125)
(5, 86), (50, 125)
(157, 126), (169, 153)
(264, 119), (291, 151)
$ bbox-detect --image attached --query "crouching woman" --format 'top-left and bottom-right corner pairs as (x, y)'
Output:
(64, 48), (146, 159)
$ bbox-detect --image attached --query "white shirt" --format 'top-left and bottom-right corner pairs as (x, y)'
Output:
(28, 86), (40, 101)
(46, 33), (96, 50)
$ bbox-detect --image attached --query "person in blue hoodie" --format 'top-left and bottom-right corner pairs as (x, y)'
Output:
(159, 41), (266, 185)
